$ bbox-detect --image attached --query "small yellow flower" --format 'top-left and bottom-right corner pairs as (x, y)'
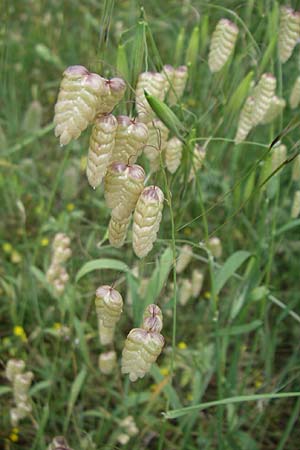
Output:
(11, 250), (22, 264)
(12, 428), (19, 434)
(150, 383), (158, 392)
(178, 341), (187, 350)
(160, 367), (169, 377)
(204, 291), (211, 299)
(13, 326), (27, 342)
(2, 242), (13, 254)
(53, 322), (62, 330)
(40, 237), (49, 247)
(187, 392), (193, 401)
(187, 98), (197, 107)
(183, 227), (192, 236)
(255, 379), (263, 389)
(9, 432), (19, 442)
(66, 202), (75, 212)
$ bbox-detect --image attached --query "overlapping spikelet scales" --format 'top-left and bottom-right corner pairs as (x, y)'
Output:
(54, 65), (105, 146)
(272, 144), (287, 172)
(179, 279), (193, 305)
(108, 214), (131, 248)
(189, 144), (206, 181)
(86, 114), (117, 189)
(142, 304), (163, 332)
(192, 269), (204, 298)
(167, 66), (188, 105)
(95, 285), (123, 345)
(143, 119), (169, 171)
(104, 163), (145, 221)
(289, 76), (300, 109)
(278, 6), (300, 63)
(161, 65), (175, 98)
(48, 437), (73, 450)
(5, 359), (25, 382)
(97, 77), (126, 114)
(251, 73), (277, 126)
(133, 186), (164, 258)
(13, 371), (34, 404)
(165, 137), (183, 173)
(135, 72), (166, 122)
(98, 351), (117, 374)
(208, 19), (239, 73)
(112, 116), (148, 163)
(176, 244), (193, 273)
(260, 96), (286, 124)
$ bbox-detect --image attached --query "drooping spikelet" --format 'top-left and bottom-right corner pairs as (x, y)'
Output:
(176, 244), (193, 273)
(97, 77), (126, 114)
(95, 285), (123, 345)
(235, 96), (255, 144)
(278, 6), (300, 63)
(86, 114), (117, 189)
(104, 163), (145, 221)
(98, 351), (117, 374)
(291, 190), (300, 218)
(132, 186), (164, 258)
(48, 437), (73, 450)
(179, 279), (193, 305)
(192, 269), (204, 298)
(208, 237), (222, 258)
(121, 304), (164, 382)
(165, 137), (183, 173)
(10, 371), (34, 426)
(5, 359), (25, 382)
(261, 96), (286, 124)
(143, 119), (169, 171)
(112, 116), (148, 164)
(208, 19), (239, 73)
(108, 214), (131, 248)
(251, 73), (277, 126)
(271, 144), (287, 172)
(54, 65), (105, 146)
(46, 233), (72, 294)
(292, 154), (300, 181)
(135, 72), (167, 122)
(117, 416), (139, 445)
(188, 144), (206, 181)
(289, 76), (300, 109)
(167, 66), (188, 105)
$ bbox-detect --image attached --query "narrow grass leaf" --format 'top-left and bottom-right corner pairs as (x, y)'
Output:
(0, 386), (12, 396)
(275, 219), (300, 236)
(74, 317), (91, 366)
(215, 320), (262, 337)
(215, 251), (252, 294)
(29, 380), (52, 396)
(145, 247), (173, 307)
(151, 364), (182, 410)
(64, 367), (87, 432)
(174, 27), (185, 66)
(76, 258), (129, 282)
(116, 44), (129, 81)
(226, 71), (254, 115)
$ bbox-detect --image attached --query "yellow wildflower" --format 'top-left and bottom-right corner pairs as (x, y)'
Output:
(178, 341), (187, 350)
(9, 432), (19, 442)
(40, 237), (49, 247)
(204, 291), (211, 299)
(13, 326), (27, 342)
(183, 227), (192, 236)
(66, 202), (75, 212)
(187, 392), (193, 401)
(2, 242), (13, 254)
(53, 322), (62, 330)
(160, 367), (169, 377)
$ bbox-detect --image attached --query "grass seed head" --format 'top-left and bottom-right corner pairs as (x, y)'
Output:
(165, 136), (183, 173)
(179, 278), (193, 305)
(176, 244), (193, 273)
(112, 115), (149, 163)
(251, 73), (277, 127)
(208, 19), (239, 73)
(167, 65), (188, 106)
(292, 154), (300, 181)
(108, 214), (131, 248)
(235, 96), (255, 144)
(98, 351), (117, 374)
(192, 269), (204, 298)
(5, 359), (25, 383)
(289, 76), (300, 109)
(260, 96), (286, 124)
(278, 6), (300, 63)
(291, 190), (300, 218)
(95, 285), (123, 346)
(135, 71), (167, 122)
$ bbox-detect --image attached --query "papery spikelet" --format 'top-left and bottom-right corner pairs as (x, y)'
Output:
(97, 77), (126, 114)
(86, 114), (117, 188)
(133, 186), (164, 258)
(176, 244), (193, 273)
(189, 144), (206, 181)
(292, 154), (300, 181)
(142, 304), (163, 332)
(121, 304), (164, 382)
(104, 163), (145, 220)
(13, 371), (34, 404)
(167, 66), (188, 105)
(119, 416), (139, 437)
(165, 137), (183, 173)
(179, 279), (193, 305)
(235, 96), (255, 144)
(95, 285), (123, 345)
(98, 351), (117, 374)
(144, 119), (169, 171)
(46, 233), (71, 294)
(48, 437), (73, 450)
(54, 65), (105, 146)
(291, 190), (300, 218)
(10, 402), (32, 426)
(271, 144), (287, 172)
(108, 214), (131, 248)
(278, 6), (300, 63)
(260, 96), (286, 124)
(289, 76), (300, 109)
(208, 237), (222, 258)
(112, 115), (148, 163)
(251, 73), (277, 126)
(135, 72), (167, 122)
(192, 269), (204, 298)
(161, 65), (175, 97)
(5, 359), (25, 382)
(208, 19), (239, 73)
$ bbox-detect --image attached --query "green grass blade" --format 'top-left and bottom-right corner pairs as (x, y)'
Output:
(76, 258), (129, 282)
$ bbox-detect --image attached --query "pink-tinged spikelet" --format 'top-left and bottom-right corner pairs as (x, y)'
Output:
(95, 285), (123, 346)
(208, 19), (239, 73)
(278, 6), (300, 63)
(112, 115), (148, 164)
(165, 137), (183, 173)
(135, 72), (167, 122)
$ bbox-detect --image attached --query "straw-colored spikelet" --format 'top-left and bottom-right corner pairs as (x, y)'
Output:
(95, 285), (123, 345)
(108, 214), (131, 248)
(13, 371), (34, 404)
(54, 65), (105, 146)
(179, 279), (193, 305)
(5, 359), (25, 382)
(251, 73), (277, 126)
(292, 154), (300, 181)
(121, 304), (164, 382)
(278, 6), (300, 63)
(97, 77), (126, 114)
(112, 116), (148, 163)
(86, 114), (117, 189)
(272, 144), (287, 172)
(46, 233), (71, 294)
(133, 186), (164, 258)
(117, 416), (139, 445)
(189, 144), (206, 181)
(165, 137), (183, 173)
(98, 351), (117, 374)
(235, 96), (255, 144)
(208, 237), (222, 258)
(208, 19), (239, 73)
(161, 65), (175, 97)
(289, 76), (300, 109)
(261, 96), (286, 124)
(48, 437), (73, 450)
(167, 66), (188, 105)
(291, 190), (300, 218)
(144, 119), (169, 171)
(104, 163), (145, 221)
(176, 244), (193, 273)
(135, 72), (167, 122)
(192, 269), (204, 298)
